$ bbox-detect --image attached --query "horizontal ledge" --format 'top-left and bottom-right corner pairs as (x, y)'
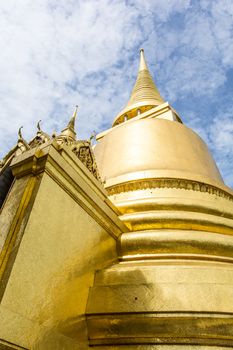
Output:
(87, 311), (233, 318)
(119, 230), (233, 261)
(87, 314), (233, 345)
(120, 253), (233, 264)
(89, 338), (233, 346)
(115, 197), (233, 220)
(106, 176), (233, 199)
(119, 210), (233, 235)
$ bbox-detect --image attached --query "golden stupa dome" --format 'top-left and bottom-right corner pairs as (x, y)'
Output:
(95, 117), (224, 189)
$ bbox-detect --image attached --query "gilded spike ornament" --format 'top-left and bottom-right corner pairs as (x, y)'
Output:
(29, 120), (51, 147)
(68, 105), (78, 132)
(59, 105), (78, 141)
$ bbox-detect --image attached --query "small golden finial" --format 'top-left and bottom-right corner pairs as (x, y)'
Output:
(37, 120), (42, 131)
(58, 105), (78, 142)
(18, 126), (23, 139)
(68, 105), (78, 130)
(17, 126), (30, 152)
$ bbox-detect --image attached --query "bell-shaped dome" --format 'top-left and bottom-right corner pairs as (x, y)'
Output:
(95, 116), (224, 190)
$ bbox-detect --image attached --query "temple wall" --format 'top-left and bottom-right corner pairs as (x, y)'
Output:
(0, 142), (126, 350)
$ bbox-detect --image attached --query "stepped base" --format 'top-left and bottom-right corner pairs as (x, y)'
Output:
(86, 259), (233, 347)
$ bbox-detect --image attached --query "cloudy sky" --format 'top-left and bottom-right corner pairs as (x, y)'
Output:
(0, 0), (232, 187)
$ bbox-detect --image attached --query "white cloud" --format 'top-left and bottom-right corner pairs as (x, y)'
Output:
(0, 0), (190, 144)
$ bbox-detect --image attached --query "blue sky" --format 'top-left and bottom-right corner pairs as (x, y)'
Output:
(0, 0), (232, 187)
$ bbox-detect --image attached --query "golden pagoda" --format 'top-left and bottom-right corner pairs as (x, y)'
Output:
(0, 49), (233, 350)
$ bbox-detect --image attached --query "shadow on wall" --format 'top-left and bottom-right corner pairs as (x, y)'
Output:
(32, 232), (118, 350)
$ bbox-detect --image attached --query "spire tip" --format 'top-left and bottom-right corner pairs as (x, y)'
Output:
(139, 48), (148, 71)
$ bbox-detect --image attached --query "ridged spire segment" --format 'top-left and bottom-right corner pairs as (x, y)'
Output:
(126, 49), (164, 108)
(113, 49), (165, 126)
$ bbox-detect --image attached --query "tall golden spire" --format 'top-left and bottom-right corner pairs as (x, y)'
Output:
(113, 49), (165, 126)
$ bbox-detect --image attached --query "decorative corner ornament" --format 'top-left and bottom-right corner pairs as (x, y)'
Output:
(71, 140), (100, 181)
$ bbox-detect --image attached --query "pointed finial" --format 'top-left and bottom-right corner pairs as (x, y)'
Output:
(16, 126), (30, 152)
(58, 105), (78, 142)
(37, 120), (41, 131)
(139, 48), (149, 71)
(68, 105), (78, 130)
(18, 126), (23, 139)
